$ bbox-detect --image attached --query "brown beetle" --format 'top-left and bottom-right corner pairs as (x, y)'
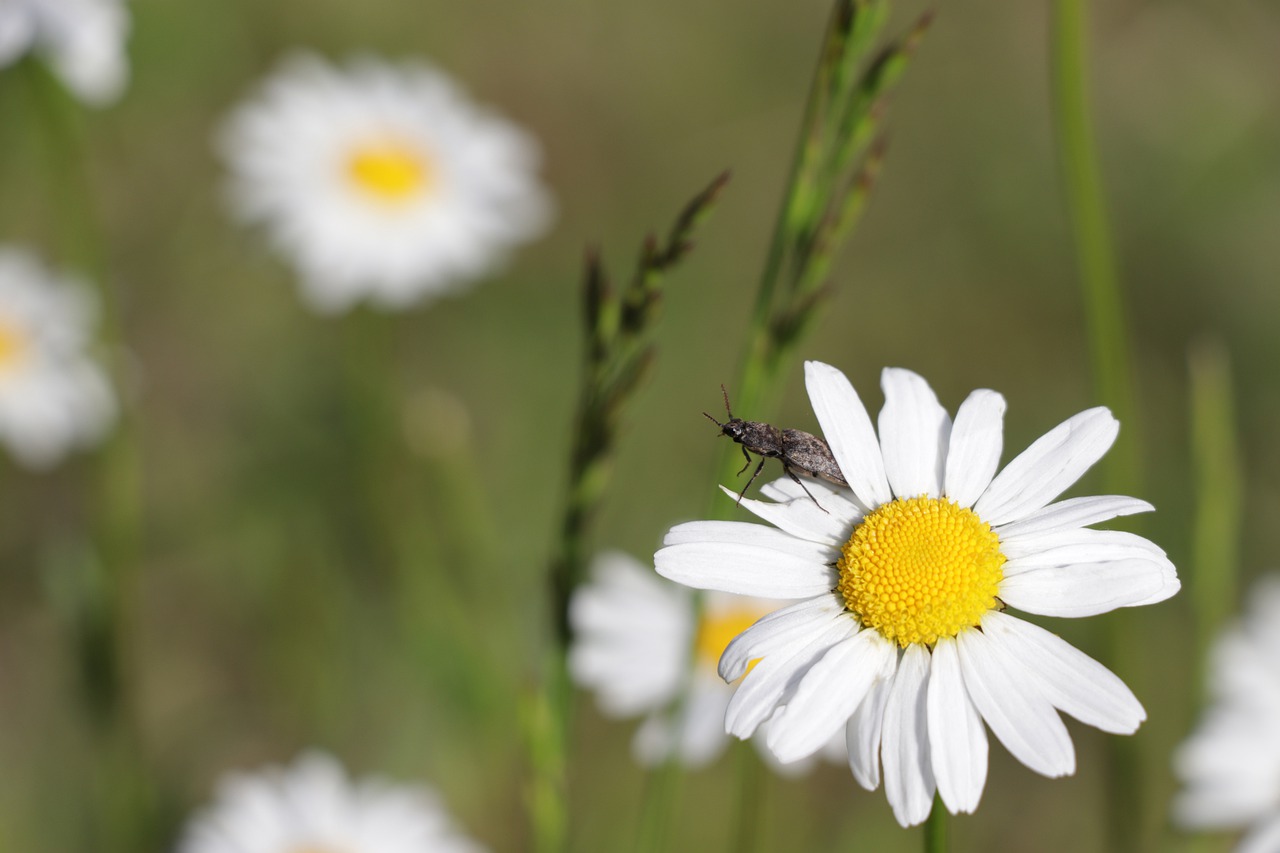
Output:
(705, 386), (848, 510)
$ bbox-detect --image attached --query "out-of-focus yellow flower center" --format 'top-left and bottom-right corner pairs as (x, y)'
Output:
(346, 138), (434, 202)
(0, 320), (29, 374)
(838, 496), (1004, 648)
(695, 607), (764, 677)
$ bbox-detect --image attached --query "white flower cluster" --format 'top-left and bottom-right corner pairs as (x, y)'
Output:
(219, 54), (552, 314)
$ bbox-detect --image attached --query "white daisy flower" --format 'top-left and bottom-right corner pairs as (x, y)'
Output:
(569, 551), (843, 771)
(1173, 576), (1280, 853)
(0, 0), (130, 106)
(655, 361), (1180, 826)
(178, 751), (486, 853)
(218, 53), (552, 314)
(0, 246), (115, 469)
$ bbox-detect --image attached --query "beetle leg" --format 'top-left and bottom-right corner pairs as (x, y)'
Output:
(784, 464), (829, 514)
(736, 445), (752, 477)
(737, 457), (767, 505)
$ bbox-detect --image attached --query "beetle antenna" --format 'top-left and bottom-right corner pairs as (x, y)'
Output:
(703, 411), (725, 429)
(720, 384), (733, 419)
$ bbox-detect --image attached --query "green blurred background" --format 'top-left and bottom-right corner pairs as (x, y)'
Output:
(0, 0), (1277, 849)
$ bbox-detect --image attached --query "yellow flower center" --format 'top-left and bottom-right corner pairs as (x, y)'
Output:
(346, 138), (435, 202)
(695, 607), (765, 677)
(837, 496), (1005, 648)
(0, 320), (29, 374)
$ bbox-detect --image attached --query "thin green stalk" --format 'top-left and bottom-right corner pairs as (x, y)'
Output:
(1049, 2), (1143, 850)
(1187, 340), (1242, 679)
(1050, 0), (1139, 496)
(727, 743), (768, 853)
(724, 1), (928, 454)
(736, 2), (853, 418)
(531, 176), (729, 853)
(339, 308), (402, 583)
(22, 58), (152, 850)
(738, 3), (862, 419)
(924, 795), (949, 853)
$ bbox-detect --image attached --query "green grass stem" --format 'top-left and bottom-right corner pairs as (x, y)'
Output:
(1187, 339), (1243, 676)
(1049, 1), (1144, 849)
(22, 57), (153, 851)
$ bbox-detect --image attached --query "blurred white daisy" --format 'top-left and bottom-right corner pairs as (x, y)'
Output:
(0, 247), (114, 469)
(569, 550), (842, 771)
(178, 751), (486, 853)
(0, 0), (130, 105)
(656, 361), (1180, 826)
(218, 53), (552, 314)
(1173, 576), (1280, 853)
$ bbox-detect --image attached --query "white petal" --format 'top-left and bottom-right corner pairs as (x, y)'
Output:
(982, 612), (1145, 734)
(944, 389), (1006, 509)
(655, 528), (836, 599)
(723, 486), (854, 548)
(994, 495), (1154, 541)
(1001, 527), (1166, 565)
(725, 619), (856, 739)
(759, 475), (868, 517)
(974, 408), (1119, 526)
(719, 595), (845, 682)
(956, 628), (1075, 777)
(1240, 816), (1280, 853)
(804, 361), (893, 508)
(878, 368), (951, 500)
(568, 552), (689, 715)
(846, 672), (895, 790)
(927, 637), (987, 814)
(663, 520), (836, 563)
(881, 644), (936, 827)
(1128, 561), (1182, 606)
(999, 557), (1177, 617)
(765, 629), (897, 763)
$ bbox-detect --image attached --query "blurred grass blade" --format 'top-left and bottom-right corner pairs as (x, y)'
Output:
(21, 53), (156, 851)
(736, 2), (931, 423)
(1050, 0), (1139, 499)
(830, 12), (933, 183)
(1188, 338), (1243, 668)
(1049, 0), (1143, 848)
(531, 173), (729, 853)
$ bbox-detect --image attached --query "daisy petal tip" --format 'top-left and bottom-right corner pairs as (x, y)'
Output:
(717, 657), (746, 683)
(717, 484), (750, 507)
(803, 359), (838, 376)
(880, 365), (926, 387)
(890, 799), (936, 829)
(651, 546), (681, 582)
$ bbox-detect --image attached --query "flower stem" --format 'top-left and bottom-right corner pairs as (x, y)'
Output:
(1187, 340), (1242, 681)
(22, 58), (152, 850)
(727, 743), (768, 853)
(532, 176), (728, 853)
(1049, 0), (1139, 496)
(1048, 1), (1143, 849)
(923, 795), (949, 853)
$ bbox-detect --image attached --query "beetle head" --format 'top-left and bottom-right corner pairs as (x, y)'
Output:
(704, 385), (746, 439)
(704, 411), (749, 438)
